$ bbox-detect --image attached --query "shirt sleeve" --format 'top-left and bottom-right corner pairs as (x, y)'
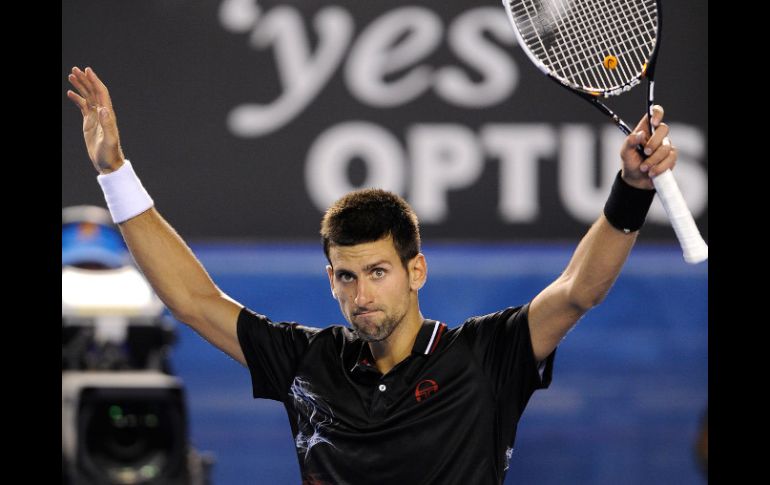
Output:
(464, 303), (556, 415)
(236, 307), (320, 401)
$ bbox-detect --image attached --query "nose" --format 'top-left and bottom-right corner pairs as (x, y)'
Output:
(354, 279), (373, 307)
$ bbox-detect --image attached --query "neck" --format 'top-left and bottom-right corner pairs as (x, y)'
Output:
(369, 306), (424, 375)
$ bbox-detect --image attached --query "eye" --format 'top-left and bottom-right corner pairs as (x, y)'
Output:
(372, 268), (386, 279)
(337, 272), (355, 283)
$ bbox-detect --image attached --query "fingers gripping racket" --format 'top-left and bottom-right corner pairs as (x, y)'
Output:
(502, 0), (707, 264)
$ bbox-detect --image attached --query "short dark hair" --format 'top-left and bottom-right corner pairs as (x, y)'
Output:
(321, 189), (421, 267)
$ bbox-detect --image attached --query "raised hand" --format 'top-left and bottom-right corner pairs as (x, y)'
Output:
(66, 67), (125, 174)
(620, 105), (677, 190)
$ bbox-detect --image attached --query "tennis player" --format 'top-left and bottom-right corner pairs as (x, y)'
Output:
(67, 66), (676, 484)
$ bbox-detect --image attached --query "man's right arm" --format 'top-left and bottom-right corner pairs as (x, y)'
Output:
(67, 66), (246, 365)
(119, 207), (246, 365)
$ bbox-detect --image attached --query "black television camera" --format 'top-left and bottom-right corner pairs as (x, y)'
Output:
(62, 206), (213, 484)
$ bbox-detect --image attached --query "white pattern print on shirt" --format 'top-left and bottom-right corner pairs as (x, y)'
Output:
(289, 376), (336, 460)
(504, 447), (513, 471)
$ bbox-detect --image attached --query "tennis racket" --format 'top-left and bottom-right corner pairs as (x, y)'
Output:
(502, 0), (707, 264)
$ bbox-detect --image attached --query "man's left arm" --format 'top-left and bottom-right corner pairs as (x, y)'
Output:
(528, 105), (677, 362)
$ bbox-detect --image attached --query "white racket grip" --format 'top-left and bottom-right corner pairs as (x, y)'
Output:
(652, 169), (708, 263)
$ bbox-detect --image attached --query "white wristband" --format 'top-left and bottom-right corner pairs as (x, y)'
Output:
(96, 160), (154, 224)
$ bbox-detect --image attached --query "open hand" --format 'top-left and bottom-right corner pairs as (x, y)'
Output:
(66, 67), (125, 174)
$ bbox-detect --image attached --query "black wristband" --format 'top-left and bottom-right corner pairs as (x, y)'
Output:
(603, 170), (656, 234)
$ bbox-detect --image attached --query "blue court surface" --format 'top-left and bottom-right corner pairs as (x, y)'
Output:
(169, 243), (707, 484)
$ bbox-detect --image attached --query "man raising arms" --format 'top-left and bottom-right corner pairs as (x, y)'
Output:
(67, 66), (676, 484)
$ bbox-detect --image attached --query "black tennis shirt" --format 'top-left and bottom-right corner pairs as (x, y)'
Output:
(237, 303), (555, 484)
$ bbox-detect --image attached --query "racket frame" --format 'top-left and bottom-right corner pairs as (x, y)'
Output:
(502, 0), (707, 263)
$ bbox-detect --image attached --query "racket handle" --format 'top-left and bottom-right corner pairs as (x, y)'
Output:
(651, 169), (708, 263)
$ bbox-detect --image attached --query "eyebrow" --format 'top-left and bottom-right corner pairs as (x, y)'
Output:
(362, 260), (391, 272)
(335, 260), (392, 276)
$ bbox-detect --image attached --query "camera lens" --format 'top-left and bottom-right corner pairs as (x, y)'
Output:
(77, 387), (187, 484)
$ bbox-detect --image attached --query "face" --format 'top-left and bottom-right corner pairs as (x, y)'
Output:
(326, 236), (425, 342)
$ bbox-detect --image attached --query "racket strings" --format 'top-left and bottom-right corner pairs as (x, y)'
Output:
(552, 0), (629, 90)
(542, 0), (649, 85)
(592, 0), (655, 79)
(575, 0), (643, 86)
(510, 0), (657, 92)
(556, 0), (652, 88)
(546, 0), (653, 88)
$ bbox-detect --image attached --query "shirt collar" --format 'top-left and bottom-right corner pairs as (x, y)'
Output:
(411, 319), (447, 356)
(350, 340), (377, 375)
(349, 319), (447, 374)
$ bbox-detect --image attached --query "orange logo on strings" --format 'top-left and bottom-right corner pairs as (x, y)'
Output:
(603, 55), (618, 70)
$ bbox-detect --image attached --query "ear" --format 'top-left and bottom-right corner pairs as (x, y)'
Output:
(408, 253), (427, 291)
(326, 265), (337, 299)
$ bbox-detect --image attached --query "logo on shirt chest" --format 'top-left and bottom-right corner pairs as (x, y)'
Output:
(414, 379), (439, 402)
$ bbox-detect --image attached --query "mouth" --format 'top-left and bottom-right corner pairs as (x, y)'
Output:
(353, 309), (379, 317)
